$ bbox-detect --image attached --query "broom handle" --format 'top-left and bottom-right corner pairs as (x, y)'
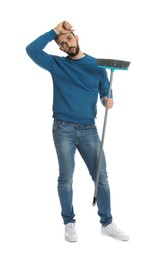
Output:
(92, 70), (114, 206)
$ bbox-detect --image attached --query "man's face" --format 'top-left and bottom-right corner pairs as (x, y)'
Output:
(56, 33), (80, 57)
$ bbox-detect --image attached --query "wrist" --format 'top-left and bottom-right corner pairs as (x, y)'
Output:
(53, 27), (60, 35)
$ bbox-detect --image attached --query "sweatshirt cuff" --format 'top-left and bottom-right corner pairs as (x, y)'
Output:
(48, 29), (58, 40)
(101, 90), (113, 106)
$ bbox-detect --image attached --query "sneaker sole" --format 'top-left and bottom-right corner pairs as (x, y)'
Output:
(101, 231), (129, 241)
(65, 236), (77, 242)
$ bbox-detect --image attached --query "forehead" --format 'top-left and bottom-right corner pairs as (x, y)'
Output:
(57, 33), (74, 43)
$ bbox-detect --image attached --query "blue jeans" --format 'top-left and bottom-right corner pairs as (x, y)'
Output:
(52, 120), (112, 226)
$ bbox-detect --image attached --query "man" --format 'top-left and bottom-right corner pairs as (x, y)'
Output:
(26, 21), (129, 242)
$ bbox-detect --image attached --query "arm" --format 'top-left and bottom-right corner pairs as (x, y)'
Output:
(26, 29), (57, 72)
(26, 21), (74, 72)
(98, 69), (114, 109)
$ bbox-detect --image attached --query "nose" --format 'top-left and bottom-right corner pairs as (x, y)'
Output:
(66, 41), (71, 47)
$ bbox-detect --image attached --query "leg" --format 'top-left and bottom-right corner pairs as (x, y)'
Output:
(52, 121), (76, 224)
(77, 125), (112, 225)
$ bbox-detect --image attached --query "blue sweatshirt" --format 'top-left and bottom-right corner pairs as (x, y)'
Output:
(26, 29), (112, 124)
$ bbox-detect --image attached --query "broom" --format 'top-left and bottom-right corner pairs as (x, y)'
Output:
(92, 59), (130, 206)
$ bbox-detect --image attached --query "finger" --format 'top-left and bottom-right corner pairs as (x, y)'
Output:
(63, 21), (74, 31)
(106, 100), (114, 107)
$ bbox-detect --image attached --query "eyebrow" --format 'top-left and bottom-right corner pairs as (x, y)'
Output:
(67, 33), (72, 39)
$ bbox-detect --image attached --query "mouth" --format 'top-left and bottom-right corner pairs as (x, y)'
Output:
(69, 47), (76, 51)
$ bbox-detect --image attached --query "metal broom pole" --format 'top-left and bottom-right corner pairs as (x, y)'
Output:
(92, 69), (114, 206)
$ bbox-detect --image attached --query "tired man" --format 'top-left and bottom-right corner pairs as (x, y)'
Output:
(26, 21), (129, 242)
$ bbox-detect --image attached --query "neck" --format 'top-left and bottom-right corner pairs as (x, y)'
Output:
(68, 50), (85, 60)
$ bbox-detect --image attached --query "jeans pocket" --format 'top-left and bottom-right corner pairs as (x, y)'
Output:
(52, 121), (64, 132)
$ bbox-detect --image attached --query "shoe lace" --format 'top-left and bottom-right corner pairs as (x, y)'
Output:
(66, 223), (75, 229)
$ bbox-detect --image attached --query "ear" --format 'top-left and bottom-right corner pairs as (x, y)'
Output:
(75, 35), (79, 42)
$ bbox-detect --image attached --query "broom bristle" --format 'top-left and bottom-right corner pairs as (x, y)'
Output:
(96, 59), (130, 70)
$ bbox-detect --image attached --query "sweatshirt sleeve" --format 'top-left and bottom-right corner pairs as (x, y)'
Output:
(98, 69), (113, 105)
(26, 29), (58, 72)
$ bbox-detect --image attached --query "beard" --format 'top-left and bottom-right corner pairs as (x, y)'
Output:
(66, 43), (80, 57)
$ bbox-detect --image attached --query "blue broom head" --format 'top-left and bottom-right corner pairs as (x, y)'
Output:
(96, 59), (130, 71)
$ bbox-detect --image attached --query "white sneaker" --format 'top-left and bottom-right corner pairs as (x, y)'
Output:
(101, 222), (129, 241)
(65, 223), (77, 242)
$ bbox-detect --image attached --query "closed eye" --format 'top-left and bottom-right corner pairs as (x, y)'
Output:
(67, 36), (73, 41)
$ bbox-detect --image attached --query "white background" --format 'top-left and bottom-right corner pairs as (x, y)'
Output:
(0, 0), (164, 259)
